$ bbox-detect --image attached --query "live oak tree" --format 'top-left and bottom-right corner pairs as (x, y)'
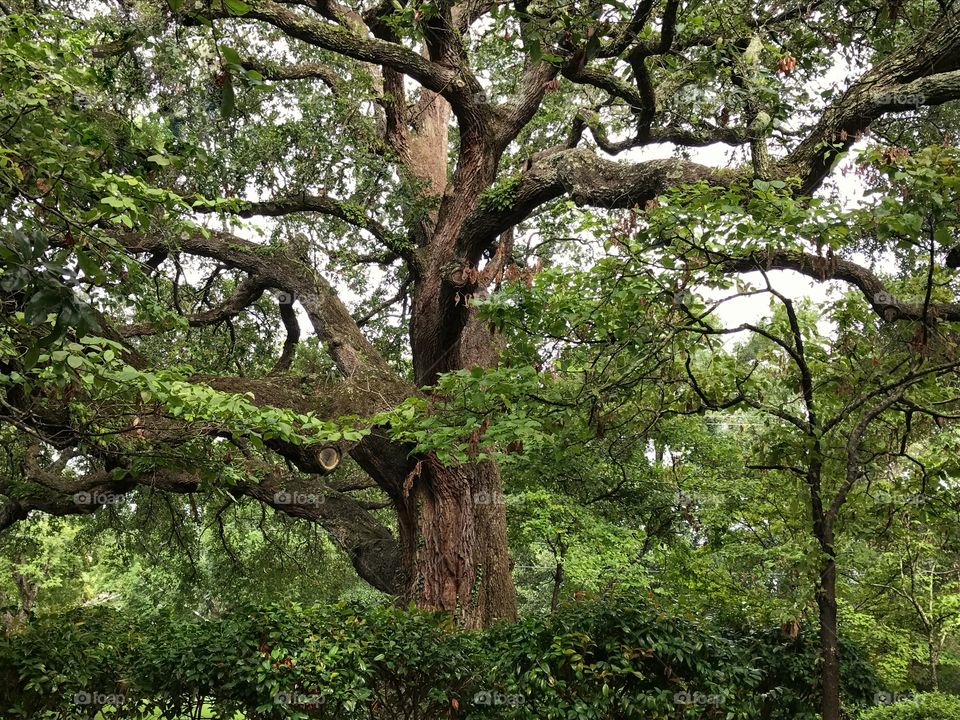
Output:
(4, 0), (960, 663)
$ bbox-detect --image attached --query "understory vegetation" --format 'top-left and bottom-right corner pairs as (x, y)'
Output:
(1, 596), (881, 719)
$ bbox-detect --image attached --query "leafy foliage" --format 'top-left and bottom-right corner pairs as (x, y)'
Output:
(0, 594), (879, 720)
(858, 693), (960, 720)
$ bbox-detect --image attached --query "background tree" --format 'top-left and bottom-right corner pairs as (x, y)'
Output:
(852, 487), (960, 692)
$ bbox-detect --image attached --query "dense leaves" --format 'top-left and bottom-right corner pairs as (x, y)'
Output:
(0, 595), (878, 719)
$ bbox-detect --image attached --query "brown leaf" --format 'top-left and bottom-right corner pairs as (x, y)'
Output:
(776, 54), (797, 74)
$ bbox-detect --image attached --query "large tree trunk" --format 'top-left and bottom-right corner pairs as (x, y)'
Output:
(817, 555), (841, 720)
(388, 454), (516, 627)
(406, 458), (515, 627)
(398, 233), (518, 626)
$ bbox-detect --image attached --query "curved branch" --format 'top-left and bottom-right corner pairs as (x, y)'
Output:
(458, 148), (738, 261)
(196, 192), (407, 259)
(467, 10), (960, 262)
(115, 227), (390, 378)
(717, 249), (960, 323)
(781, 14), (960, 194)
(188, 0), (485, 117)
(240, 58), (341, 91)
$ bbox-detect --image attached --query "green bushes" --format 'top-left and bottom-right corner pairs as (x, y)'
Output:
(858, 693), (960, 720)
(0, 606), (137, 718)
(0, 595), (879, 719)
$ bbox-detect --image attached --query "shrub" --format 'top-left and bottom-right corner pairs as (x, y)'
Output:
(0, 594), (879, 719)
(858, 692), (960, 720)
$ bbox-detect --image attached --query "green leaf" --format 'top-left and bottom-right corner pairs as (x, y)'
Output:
(223, 0), (252, 15)
(221, 46), (243, 66)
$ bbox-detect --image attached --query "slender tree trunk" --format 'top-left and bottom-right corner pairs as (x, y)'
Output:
(550, 538), (566, 613)
(928, 633), (940, 691)
(809, 449), (842, 720)
(817, 555), (841, 720)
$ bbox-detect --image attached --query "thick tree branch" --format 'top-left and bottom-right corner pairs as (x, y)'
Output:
(465, 11), (960, 266)
(601, 0), (655, 58)
(187, 0), (487, 119)
(421, 0), (468, 70)
(197, 193), (407, 259)
(115, 228), (390, 378)
(562, 65), (647, 114)
(457, 149), (738, 262)
(498, 61), (559, 148)
(717, 249), (960, 323)
(271, 298), (301, 374)
(6, 447), (404, 594)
